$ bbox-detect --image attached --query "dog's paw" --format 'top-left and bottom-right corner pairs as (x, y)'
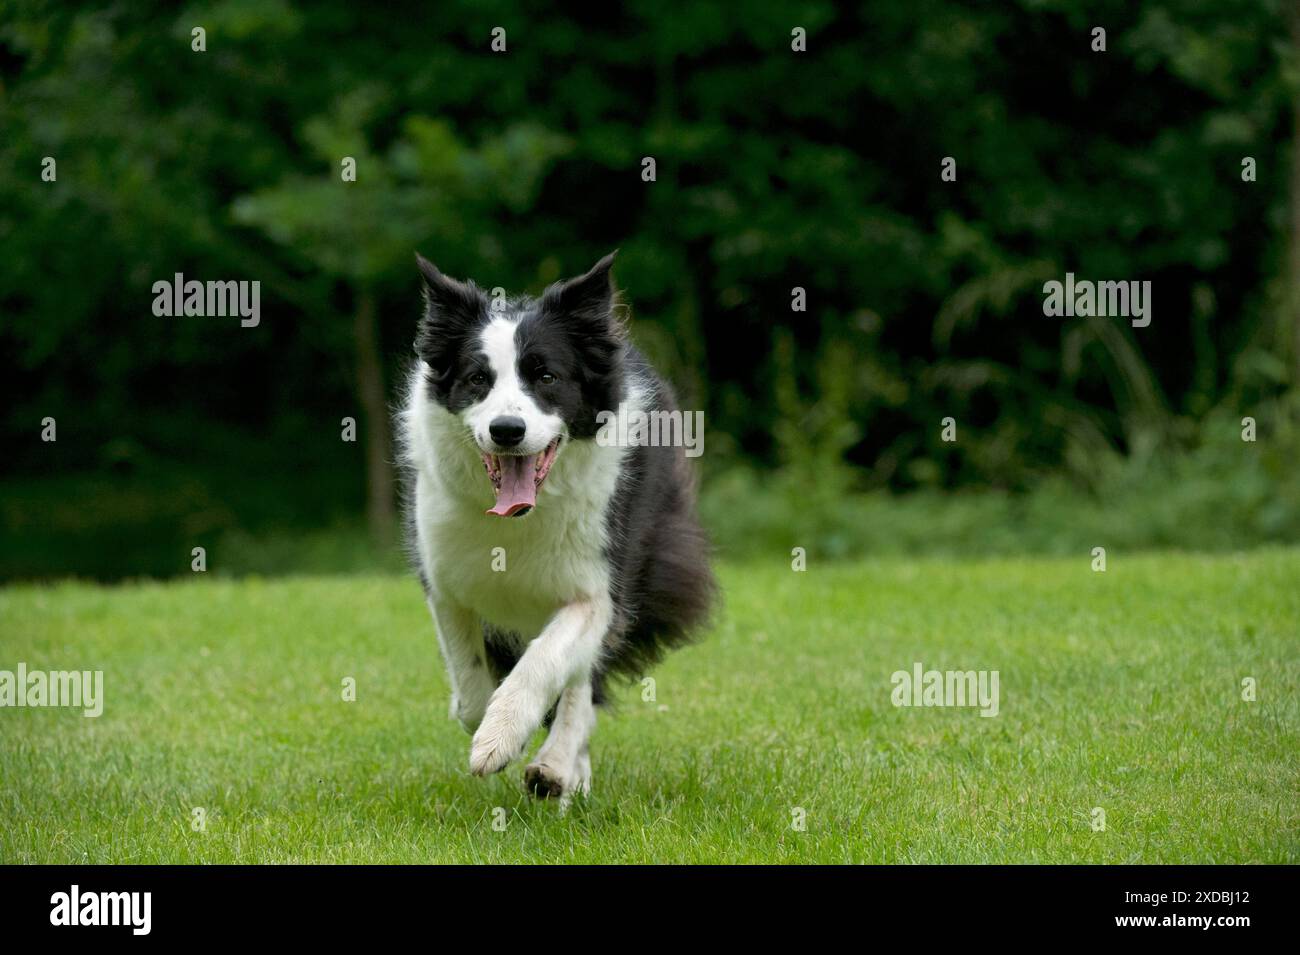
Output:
(469, 694), (535, 776)
(523, 762), (569, 799)
(524, 749), (591, 806)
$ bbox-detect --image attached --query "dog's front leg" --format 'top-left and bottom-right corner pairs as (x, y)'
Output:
(428, 596), (495, 734)
(469, 595), (610, 776)
(525, 681), (596, 805)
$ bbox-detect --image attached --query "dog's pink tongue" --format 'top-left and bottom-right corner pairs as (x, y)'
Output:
(487, 454), (537, 517)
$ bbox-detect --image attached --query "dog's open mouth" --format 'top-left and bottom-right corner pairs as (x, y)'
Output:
(481, 438), (561, 518)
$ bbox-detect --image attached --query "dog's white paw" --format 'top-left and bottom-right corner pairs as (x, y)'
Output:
(469, 692), (536, 775)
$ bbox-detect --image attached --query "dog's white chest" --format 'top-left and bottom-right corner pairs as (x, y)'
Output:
(413, 448), (620, 637)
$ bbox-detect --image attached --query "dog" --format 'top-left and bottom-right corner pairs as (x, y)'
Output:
(397, 251), (714, 802)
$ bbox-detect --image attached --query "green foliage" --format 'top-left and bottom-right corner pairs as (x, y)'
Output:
(1, 1), (1297, 576)
(704, 397), (1300, 560)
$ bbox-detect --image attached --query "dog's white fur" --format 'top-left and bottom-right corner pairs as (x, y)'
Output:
(400, 317), (642, 799)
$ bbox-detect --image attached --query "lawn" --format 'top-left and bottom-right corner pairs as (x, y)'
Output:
(1, 551), (1296, 863)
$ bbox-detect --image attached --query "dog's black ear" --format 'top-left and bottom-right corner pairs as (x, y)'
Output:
(414, 253), (486, 372)
(541, 252), (623, 376)
(543, 251), (617, 322)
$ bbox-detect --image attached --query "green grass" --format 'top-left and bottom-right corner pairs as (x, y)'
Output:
(1, 551), (1297, 863)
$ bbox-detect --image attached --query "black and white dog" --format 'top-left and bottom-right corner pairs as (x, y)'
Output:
(398, 252), (714, 801)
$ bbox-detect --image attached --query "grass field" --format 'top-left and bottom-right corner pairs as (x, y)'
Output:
(1, 551), (1297, 863)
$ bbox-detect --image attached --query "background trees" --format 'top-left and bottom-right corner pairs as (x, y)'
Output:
(2, 1), (1296, 577)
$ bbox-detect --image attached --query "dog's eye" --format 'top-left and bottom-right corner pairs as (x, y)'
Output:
(469, 371), (488, 386)
(539, 372), (557, 385)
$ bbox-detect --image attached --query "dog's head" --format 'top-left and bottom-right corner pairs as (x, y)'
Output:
(413, 252), (625, 516)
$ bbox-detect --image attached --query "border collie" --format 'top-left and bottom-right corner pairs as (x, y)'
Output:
(397, 252), (714, 802)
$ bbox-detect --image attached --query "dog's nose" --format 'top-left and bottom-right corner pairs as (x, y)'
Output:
(489, 416), (527, 447)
